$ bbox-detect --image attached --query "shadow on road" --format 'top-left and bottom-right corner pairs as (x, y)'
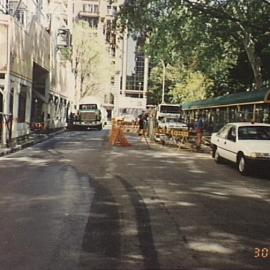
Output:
(80, 178), (121, 270)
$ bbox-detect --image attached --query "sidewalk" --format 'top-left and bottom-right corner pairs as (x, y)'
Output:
(0, 129), (65, 157)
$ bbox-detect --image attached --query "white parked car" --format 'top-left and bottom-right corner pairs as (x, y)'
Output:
(158, 117), (188, 131)
(211, 122), (270, 174)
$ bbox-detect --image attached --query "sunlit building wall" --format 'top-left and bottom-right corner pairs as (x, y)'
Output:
(0, 0), (51, 147)
(0, 0), (72, 147)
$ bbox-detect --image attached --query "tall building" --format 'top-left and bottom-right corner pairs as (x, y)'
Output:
(72, 0), (148, 118)
(118, 31), (148, 116)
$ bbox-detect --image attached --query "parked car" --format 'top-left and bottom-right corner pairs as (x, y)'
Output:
(211, 122), (270, 174)
(158, 117), (188, 131)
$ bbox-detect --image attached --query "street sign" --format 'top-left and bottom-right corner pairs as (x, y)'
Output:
(56, 28), (70, 48)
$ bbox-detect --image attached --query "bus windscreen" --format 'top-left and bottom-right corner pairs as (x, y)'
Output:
(159, 105), (181, 114)
(79, 104), (98, 110)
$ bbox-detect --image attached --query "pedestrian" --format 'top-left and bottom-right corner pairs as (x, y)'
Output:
(143, 112), (149, 136)
(138, 111), (145, 136)
(195, 115), (204, 150)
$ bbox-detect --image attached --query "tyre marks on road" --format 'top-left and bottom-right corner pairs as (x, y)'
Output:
(116, 175), (161, 270)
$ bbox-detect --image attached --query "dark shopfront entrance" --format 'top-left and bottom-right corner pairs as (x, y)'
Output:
(31, 63), (49, 130)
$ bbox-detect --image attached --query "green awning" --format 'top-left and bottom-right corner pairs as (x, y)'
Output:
(182, 87), (270, 110)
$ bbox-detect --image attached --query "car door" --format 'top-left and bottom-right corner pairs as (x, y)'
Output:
(223, 126), (237, 162)
(215, 125), (231, 159)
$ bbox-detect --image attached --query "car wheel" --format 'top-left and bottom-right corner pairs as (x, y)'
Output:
(237, 154), (248, 175)
(211, 145), (216, 158)
(214, 148), (222, 163)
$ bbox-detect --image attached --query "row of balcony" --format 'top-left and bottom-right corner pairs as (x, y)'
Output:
(79, 2), (118, 18)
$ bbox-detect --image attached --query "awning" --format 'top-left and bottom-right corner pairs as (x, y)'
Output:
(182, 87), (270, 110)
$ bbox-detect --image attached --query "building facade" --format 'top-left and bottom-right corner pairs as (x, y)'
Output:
(0, 0), (73, 147)
(46, 0), (74, 130)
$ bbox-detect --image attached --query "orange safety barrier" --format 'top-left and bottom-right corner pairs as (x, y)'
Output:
(110, 121), (131, 147)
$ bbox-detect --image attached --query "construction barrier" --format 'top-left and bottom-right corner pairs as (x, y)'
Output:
(110, 118), (208, 150)
(121, 123), (139, 134)
(110, 120), (132, 146)
(154, 127), (198, 149)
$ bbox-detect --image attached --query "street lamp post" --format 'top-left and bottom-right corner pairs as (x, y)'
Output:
(138, 82), (142, 98)
(161, 59), (166, 104)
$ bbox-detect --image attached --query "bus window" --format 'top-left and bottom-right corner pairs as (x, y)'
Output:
(159, 105), (181, 114)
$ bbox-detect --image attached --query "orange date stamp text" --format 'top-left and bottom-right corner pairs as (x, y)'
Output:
(254, 248), (270, 259)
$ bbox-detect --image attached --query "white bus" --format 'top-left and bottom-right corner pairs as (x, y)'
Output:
(156, 103), (182, 121)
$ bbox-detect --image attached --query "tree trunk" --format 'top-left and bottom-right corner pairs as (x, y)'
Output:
(74, 60), (80, 109)
(242, 31), (263, 90)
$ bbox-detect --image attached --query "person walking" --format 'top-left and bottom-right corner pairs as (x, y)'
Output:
(195, 115), (204, 150)
(138, 111), (145, 136)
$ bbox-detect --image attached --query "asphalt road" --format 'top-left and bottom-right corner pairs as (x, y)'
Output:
(0, 128), (269, 270)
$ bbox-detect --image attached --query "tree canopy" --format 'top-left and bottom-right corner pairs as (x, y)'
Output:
(117, 0), (270, 103)
(72, 21), (114, 102)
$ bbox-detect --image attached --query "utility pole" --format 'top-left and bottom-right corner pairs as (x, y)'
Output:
(122, 27), (128, 97)
(143, 55), (149, 98)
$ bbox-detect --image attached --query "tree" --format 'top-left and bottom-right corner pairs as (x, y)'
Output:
(117, 0), (270, 96)
(147, 62), (211, 104)
(72, 21), (114, 104)
(183, 0), (270, 90)
(170, 71), (212, 103)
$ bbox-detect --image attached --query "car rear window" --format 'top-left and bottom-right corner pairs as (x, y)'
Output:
(238, 126), (270, 140)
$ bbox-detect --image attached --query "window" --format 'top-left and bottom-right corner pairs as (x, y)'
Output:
(110, 76), (115, 85)
(217, 125), (231, 139)
(18, 90), (26, 123)
(0, 88), (3, 116)
(104, 94), (108, 104)
(83, 4), (99, 13)
(227, 127), (236, 142)
(85, 17), (98, 28)
(107, 5), (112, 15)
(238, 126), (270, 140)
(16, 10), (25, 26)
(109, 93), (114, 104)
(9, 88), (13, 115)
